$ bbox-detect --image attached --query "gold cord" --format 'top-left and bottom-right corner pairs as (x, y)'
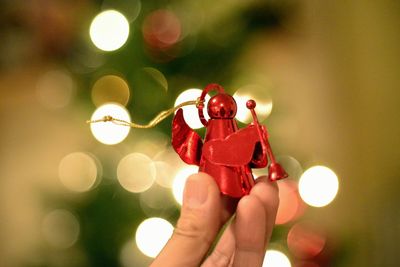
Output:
(86, 98), (203, 128)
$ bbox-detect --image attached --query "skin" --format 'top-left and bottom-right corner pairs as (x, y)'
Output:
(151, 172), (279, 267)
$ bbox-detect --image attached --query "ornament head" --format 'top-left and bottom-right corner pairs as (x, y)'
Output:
(207, 93), (237, 119)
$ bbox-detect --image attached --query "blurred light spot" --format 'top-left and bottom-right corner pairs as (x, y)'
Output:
(172, 165), (198, 205)
(117, 153), (155, 193)
(90, 10), (130, 51)
(287, 222), (326, 259)
(263, 250), (291, 267)
(92, 75), (130, 107)
(143, 10), (181, 50)
(153, 161), (175, 188)
(174, 88), (210, 129)
(135, 217), (173, 258)
(101, 0), (141, 22)
(233, 84), (273, 124)
(90, 103), (131, 145)
(299, 166), (339, 207)
(36, 70), (75, 109)
(140, 183), (175, 217)
(58, 152), (100, 192)
(154, 147), (185, 188)
(276, 180), (306, 225)
(42, 209), (80, 249)
(142, 67), (168, 91)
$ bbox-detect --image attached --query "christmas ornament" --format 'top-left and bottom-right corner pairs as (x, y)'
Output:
(88, 83), (288, 198)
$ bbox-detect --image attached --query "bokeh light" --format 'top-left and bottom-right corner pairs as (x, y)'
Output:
(263, 250), (292, 267)
(36, 70), (75, 109)
(91, 75), (130, 107)
(153, 161), (175, 188)
(143, 10), (181, 50)
(139, 183), (176, 217)
(233, 84), (273, 123)
(135, 217), (173, 258)
(299, 166), (339, 207)
(117, 153), (156, 193)
(287, 222), (326, 259)
(276, 180), (306, 225)
(172, 165), (198, 205)
(174, 88), (210, 129)
(42, 209), (80, 249)
(90, 10), (130, 51)
(153, 146), (185, 188)
(90, 103), (131, 145)
(58, 152), (100, 192)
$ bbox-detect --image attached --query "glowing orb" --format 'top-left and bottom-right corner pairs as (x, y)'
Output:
(90, 10), (130, 51)
(135, 217), (173, 258)
(58, 152), (99, 192)
(263, 250), (291, 267)
(299, 166), (339, 207)
(90, 103), (131, 145)
(174, 89), (210, 129)
(117, 153), (156, 193)
(91, 75), (130, 106)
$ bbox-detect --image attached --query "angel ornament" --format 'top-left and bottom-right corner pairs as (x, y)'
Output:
(172, 84), (288, 198)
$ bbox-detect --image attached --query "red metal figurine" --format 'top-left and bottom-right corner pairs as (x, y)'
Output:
(172, 83), (288, 198)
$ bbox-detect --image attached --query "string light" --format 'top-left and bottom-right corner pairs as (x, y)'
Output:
(90, 10), (130, 51)
(299, 166), (339, 207)
(135, 217), (173, 258)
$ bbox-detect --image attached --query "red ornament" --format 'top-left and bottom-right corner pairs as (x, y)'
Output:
(172, 83), (288, 198)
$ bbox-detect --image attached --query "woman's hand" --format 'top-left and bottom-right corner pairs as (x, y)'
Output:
(151, 172), (279, 267)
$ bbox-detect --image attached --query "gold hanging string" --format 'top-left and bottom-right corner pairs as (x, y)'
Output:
(86, 98), (203, 129)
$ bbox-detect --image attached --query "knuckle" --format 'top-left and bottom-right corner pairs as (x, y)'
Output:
(174, 208), (212, 245)
(205, 249), (232, 267)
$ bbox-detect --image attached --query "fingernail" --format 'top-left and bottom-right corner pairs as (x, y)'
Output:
(183, 177), (208, 208)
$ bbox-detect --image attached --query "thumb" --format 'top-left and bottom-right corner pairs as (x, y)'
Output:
(151, 172), (222, 267)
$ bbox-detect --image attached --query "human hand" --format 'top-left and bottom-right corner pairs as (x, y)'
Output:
(150, 172), (279, 267)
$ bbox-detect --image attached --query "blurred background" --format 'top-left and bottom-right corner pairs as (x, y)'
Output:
(1, 0), (399, 266)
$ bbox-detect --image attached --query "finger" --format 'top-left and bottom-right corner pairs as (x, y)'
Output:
(201, 220), (235, 267)
(202, 176), (280, 267)
(151, 172), (223, 267)
(252, 176), (280, 247)
(232, 195), (267, 267)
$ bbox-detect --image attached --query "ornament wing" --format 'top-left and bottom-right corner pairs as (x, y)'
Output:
(203, 124), (267, 167)
(172, 108), (203, 166)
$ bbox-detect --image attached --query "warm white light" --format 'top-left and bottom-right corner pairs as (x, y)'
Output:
(90, 103), (131, 145)
(42, 209), (80, 249)
(90, 10), (130, 51)
(172, 165), (198, 205)
(153, 161), (175, 188)
(174, 89), (210, 129)
(299, 166), (339, 207)
(117, 153), (156, 193)
(233, 84), (273, 124)
(135, 217), (173, 258)
(58, 152), (99, 192)
(263, 250), (291, 267)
